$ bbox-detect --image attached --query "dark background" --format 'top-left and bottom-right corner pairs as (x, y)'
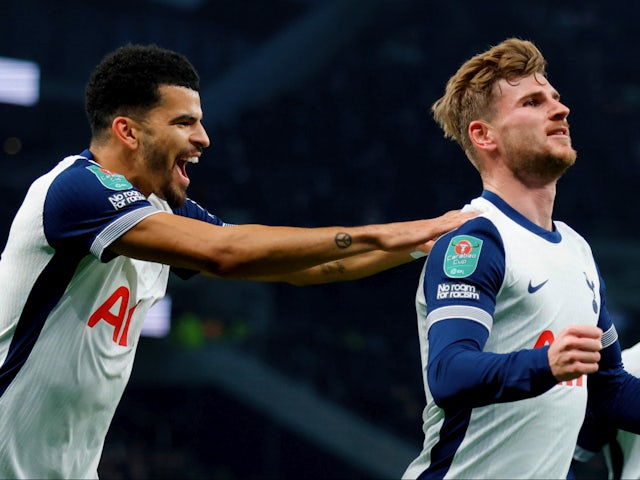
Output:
(1, 0), (638, 478)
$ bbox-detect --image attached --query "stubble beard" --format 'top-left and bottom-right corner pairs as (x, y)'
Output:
(143, 140), (188, 208)
(505, 136), (577, 185)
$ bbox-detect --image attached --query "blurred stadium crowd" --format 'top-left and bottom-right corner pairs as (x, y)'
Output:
(2, 0), (639, 478)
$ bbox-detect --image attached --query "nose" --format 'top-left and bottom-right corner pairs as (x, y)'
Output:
(550, 98), (570, 121)
(193, 122), (211, 149)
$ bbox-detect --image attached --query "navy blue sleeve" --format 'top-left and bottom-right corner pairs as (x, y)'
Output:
(425, 217), (504, 317)
(582, 274), (640, 434)
(43, 159), (156, 262)
(425, 217), (557, 409)
(428, 320), (556, 408)
(576, 404), (618, 454)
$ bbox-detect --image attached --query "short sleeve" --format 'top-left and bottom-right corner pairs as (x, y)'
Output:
(43, 159), (158, 261)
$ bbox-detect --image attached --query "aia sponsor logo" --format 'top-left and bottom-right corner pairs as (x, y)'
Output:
(87, 286), (139, 346)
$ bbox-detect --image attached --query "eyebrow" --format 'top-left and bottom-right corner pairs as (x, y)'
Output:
(517, 88), (561, 103)
(169, 113), (199, 124)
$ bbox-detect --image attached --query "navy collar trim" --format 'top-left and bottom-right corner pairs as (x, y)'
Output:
(79, 148), (94, 161)
(481, 190), (562, 243)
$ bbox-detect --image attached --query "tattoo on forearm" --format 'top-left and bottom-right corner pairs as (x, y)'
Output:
(335, 232), (352, 249)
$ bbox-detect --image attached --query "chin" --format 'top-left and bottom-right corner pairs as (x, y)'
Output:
(167, 196), (187, 209)
(162, 188), (188, 209)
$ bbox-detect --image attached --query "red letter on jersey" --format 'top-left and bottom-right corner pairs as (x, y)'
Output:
(534, 330), (555, 348)
(88, 286), (137, 346)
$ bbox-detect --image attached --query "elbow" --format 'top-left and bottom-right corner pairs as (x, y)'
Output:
(199, 251), (247, 278)
(428, 382), (455, 409)
(427, 361), (462, 408)
(199, 251), (305, 283)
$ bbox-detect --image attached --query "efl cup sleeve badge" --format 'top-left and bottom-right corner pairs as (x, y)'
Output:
(86, 165), (133, 191)
(443, 235), (483, 278)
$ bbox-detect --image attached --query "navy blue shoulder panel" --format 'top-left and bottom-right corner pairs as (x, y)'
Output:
(173, 198), (228, 226)
(43, 156), (152, 254)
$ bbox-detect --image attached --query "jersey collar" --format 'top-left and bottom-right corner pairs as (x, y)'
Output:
(481, 190), (562, 243)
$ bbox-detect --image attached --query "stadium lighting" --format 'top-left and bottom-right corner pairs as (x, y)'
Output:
(0, 56), (40, 106)
(142, 295), (172, 338)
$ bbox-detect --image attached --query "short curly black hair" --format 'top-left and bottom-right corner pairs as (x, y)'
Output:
(85, 43), (200, 138)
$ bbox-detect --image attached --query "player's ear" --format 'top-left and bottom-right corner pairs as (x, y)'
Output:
(111, 116), (141, 151)
(469, 120), (496, 152)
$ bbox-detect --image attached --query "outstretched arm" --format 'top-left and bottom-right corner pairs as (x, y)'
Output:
(249, 246), (431, 285)
(110, 209), (474, 279)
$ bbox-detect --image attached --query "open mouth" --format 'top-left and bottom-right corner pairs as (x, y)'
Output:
(547, 127), (568, 137)
(176, 156), (199, 184)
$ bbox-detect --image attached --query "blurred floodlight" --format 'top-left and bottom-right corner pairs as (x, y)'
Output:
(142, 295), (172, 338)
(0, 57), (40, 106)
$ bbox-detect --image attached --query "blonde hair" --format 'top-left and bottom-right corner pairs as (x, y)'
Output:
(432, 38), (547, 165)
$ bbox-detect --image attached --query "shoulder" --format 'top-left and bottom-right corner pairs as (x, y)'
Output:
(430, 196), (505, 272)
(554, 221), (597, 263)
(435, 214), (504, 255)
(172, 198), (228, 226)
(51, 157), (134, 193)
(43, 154), (144, 215)
(428, 214), (505, 287)
(554, 220), (590, 245)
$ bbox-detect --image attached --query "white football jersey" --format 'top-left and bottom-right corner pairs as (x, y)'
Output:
(404, 191), (604, 479)
(0, 150), (225, 478)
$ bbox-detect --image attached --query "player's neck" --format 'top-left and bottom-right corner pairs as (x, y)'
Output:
(88, 145), (152, 197)
(484, 181), (556, 231)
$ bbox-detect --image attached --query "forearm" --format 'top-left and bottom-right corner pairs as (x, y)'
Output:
(428, 319), (557, 409)
(112, 213), (436, 278)
(250, 249), (418, 285)
(429, 345), (557, 408)
(198, 223), (413, 278)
